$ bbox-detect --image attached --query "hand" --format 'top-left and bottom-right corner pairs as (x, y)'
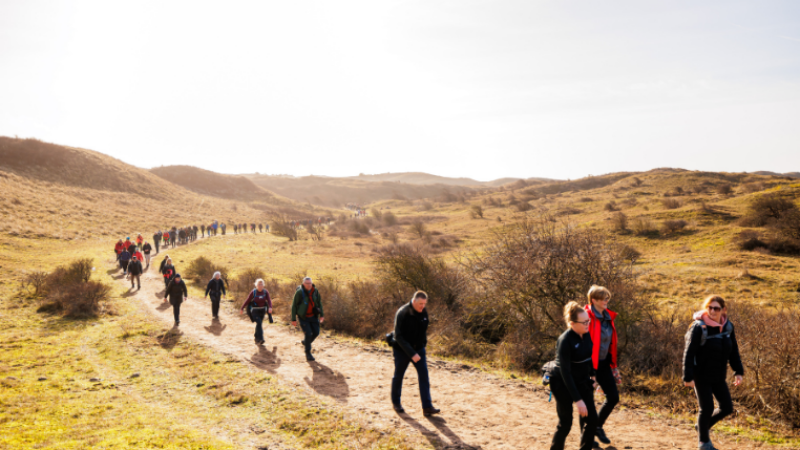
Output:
(184, 297), (188, 302)
(240, 309), (244, 315)
(411, 354), (421, 363)
(291, 321), (297, 327)
(320, 317), (325, 324)
(734, 375), (743, 386)
(163, 298), (167, 303)
(268, 308), (273, 314)
(576, 400), (588, 417)
(684, 380), (695, 388)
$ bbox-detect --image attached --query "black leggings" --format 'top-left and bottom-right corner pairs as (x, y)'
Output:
(694, 379), (733, 443)
(595, 356), (620, 427)
(550, 378), (598, 450)
(172, 302), (181, 323)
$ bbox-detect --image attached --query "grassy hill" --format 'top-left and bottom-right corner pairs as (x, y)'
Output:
(150, 165), (290, 204)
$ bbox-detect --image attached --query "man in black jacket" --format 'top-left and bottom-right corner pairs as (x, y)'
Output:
(164, 274), (188, 326)
(127, 256), (143, 290)
(390, 290), (440, 416)
(204, 271), (227, 319)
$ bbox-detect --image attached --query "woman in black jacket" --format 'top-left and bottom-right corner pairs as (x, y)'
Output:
(683, 295), (744, 450)
(163, 274), (188, 326)
(550, 301), (597, 450)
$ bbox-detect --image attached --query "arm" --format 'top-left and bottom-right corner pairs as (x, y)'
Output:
(240, 290), (254, 311)
(315, 290), (323, 317)
(181, 282), (188, 298)
(220, 281), (226, 297)
(682, 324), (702, 383)
(393, 307), (416, 358)
(728, 324), (744, 377)
(204, 280), (212, 297)
(556, 334), (583, 403)
(265, 291), (272, 310)
(290, 290), (300, 321)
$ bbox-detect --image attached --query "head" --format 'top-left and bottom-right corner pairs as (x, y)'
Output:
(132, 256), (137, 261)
(564, 301), (590, 335)
(212, 271), (221, 280)
(166, 258), (172, 265)
(587, 285), (612, 313)
(411, 290), (428, 313)
(702, 295), (726, 322)
(302, 277), (313, 290)
(173, 274), (181, 283)
(255, 278), (264, 291)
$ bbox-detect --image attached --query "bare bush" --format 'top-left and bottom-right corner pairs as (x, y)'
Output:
(735, 230), (766, 251)
(308, 223), (325, 241)
(746, 193), (798, 226)
(604, 201), (619, 212)
(611, 212), (628, 232)
(35, 258), (110, 318)
(631, 216), (658, 236)
(21, 270), (48, 297)
(717, 183), (733, 195)
(271, 216), (298, 241)
(409, 220), (427, 238)
(661, 198), (682, 209)
(617, 244), (641, 262)
(470, 205), (484, 219)
(382, 212), (398, 226)
(662, 219), (688, 234)
(370, 208), (382, 220)
(185, 256), (229, 286)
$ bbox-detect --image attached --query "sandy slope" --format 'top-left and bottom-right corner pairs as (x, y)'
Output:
(115, 241), (763, 450)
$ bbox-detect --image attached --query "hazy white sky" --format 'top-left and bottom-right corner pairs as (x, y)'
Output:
(1, 1), (799, 181)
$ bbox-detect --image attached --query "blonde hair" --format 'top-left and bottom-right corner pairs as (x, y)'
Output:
(587, 285), (611, 304)
(702, 295), (726, 310)
(564, 301), (584, 326)
(254, 278), (265, 287)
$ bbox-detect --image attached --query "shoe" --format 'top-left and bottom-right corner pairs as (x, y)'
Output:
(422, 407), (441, 417)
(175, 321), (180, 326)
(137, 286), (141, 290)
(306, 352), (315, 361)
(593, 441), (601, 448)
(392, 404), (405, 413)
(699, 442), (718, 450)
(596, 427), (610, 444)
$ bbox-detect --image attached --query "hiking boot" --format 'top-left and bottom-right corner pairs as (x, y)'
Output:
(593, 441), (601, 448)
(422, 407), (441, 417)
(596, 427), (610, 444)
(392, 404), (405, 413)
(699, 442), (718, 450)
(306, 352), (315, 361)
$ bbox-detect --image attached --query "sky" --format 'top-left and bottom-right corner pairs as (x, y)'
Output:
(1, 1), (799, 181)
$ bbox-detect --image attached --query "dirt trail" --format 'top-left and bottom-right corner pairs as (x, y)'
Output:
(115, 242), (763, 450)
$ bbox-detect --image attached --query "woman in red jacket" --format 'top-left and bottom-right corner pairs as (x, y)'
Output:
(584, 285), (620, 445)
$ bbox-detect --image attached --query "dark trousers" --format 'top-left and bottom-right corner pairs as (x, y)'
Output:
(209, 292), (221, 317)
(155, 241), (159, 253)
(299, 316), (320, 353)
(252, 309), (265, 341)
(129, 274), (141, 288)
(164, 277), (171, 288)
(550, 378), (598, 450)
(119, 260), (129, 272)
(595, 356), (620, 427)
(694, 379), (733, 444)
(391, 346), (433, 409)
(171, 302), (181, 323)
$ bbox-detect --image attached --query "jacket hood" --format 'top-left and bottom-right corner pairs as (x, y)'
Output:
(584, 304), (617, 320)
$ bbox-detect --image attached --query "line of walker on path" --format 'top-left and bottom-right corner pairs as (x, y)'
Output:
(111, 232), (746, 450)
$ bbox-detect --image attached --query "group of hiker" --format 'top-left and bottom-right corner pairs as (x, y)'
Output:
(114, 235), (152, 290)
(544, 288), (742, 450)
(233, 223), (270, 233)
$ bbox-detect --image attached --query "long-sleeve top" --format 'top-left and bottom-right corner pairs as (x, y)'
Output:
(554, 329), (595, 402)
(164, 280), (188, 305)
(682, 320), (744, 383)
(393, 301), (429, 358)
(205, 278), (227, 297)
(240, 288), (272, 310)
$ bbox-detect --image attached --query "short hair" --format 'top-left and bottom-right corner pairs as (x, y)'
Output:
(587, 285), (611, 304)
(702, 295), (725, 310)
(412, 290), (428, 301)
(564, 301), (585, 326)
(303, 277), (313, 283)
(213, 271), (221, 278)
(254, 278), (264, 286)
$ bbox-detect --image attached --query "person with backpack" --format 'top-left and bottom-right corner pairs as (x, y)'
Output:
(136, 234), (144, 247)
(153, 232), (161, 254)
(221, 223), (226, 235)
(142, 241), (152, 266)
(164, 273), (188, 326)
(127, 255), (143, 290)
(291, 277), (324, 360)
(584, 286), (620, 445)
(114, 239), (125, 261)
(683, 295), (744, 450)
(161, 257), (175, 288)
(163, 231), (170, 249)
(131, 247), (144, 266)
(204, 271), (227, 319)
(549, 301), (598, 450)
(240, 279), (272, 345)
(389, 290), (440, 417)
(170, 229), (177, 247)
(118, 247), (132, 275)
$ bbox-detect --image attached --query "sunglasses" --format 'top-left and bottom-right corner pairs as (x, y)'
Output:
(707, 306), (722, 312)
(573, 320), (591, 326)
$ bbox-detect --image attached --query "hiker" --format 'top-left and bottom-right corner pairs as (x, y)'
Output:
(114, 239), (125, 261)
(584, 286), (620, 445)
(141, 241), (152, 266)
(118, 247), (132, 275)
(258, 223), (263, 233)
(234, 224), (239, 234)
(201, 224), (206, 237)
(240, 279), (273, 345)
(683, 295), (744, 450)
(204, 271), (227, 319)
(390, 290), (440, 417)
(124, 237), (134, 251)
(291, 277), (324, 361)
(163, 273), (188, 326)
(163, 230), (170, 248)
(221, 223), (226, 235)
(169, 229), (177, 247)
(131, 246), (144, 265)
(161, 257), (175, 288)
(127, 255), (143, 290)
(136, 234), (144, 247)
(549, 301), (598, 450)
(153, 231), (161, 254)
(265, 223), (270, 232)
(251, 223), (256, 233)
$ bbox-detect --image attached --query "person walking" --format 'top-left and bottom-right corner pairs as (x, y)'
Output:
(153, 231), (161, 254)
(204, 271), (227, 319)
(161, 257), (175, 288)
(291, 277), (324, 361)
(163, 274), (188, 326)
(127, 255), (143, 290)
(549, 301), (598, 450)
(221, 223), (226, 235)
(683, 295), (744, 450)
(258, 223), (263, 233)
(163, 230), (170, 249)
(136, 234), (144, 247)
(201, 224), (206, 238)
(584, 286), (620, 445)
(124, 237), (134, 251)
(142, 241), (152, 266)
(170, 229), (177, 247)
(114, 239), (125, 261)
(240, 279), (273, 345)
(131, 247), (144, 265)
(389, 290), (440, 416)
(118, 247), (132, 275)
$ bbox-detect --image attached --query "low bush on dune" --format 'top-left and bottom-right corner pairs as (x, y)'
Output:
(28, 258), (111, 318)
(185, 256), (229, 286)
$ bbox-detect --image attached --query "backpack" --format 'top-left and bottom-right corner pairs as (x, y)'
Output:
(301, 288), (321, 317)
(695, 320), (733, 346)
(384, 331), (396, 347)
(541, 361), (557, 386)
(247, 289), (274, 324)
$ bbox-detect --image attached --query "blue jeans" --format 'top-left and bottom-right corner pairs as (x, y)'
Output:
(299, 316), (320, 353)
(252, 309), (265, 341)
(391, 346), (433, 409)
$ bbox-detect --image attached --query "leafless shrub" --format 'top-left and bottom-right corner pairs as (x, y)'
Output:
(631, 216), (658, 236)
(604, 201), (619, 212)
(382, 212), (398, 226)
(409, 220), (427, 238)
(36, 258), (109, 318)
(271, 215), (298, 241)
(661, 198), (682, 209)
(470, 205), (484, 219)
(662, 219), (688, 234)
(611, 212), (628, 232)
(186, 256), (229, 286)
(717, 183), (733, 195)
